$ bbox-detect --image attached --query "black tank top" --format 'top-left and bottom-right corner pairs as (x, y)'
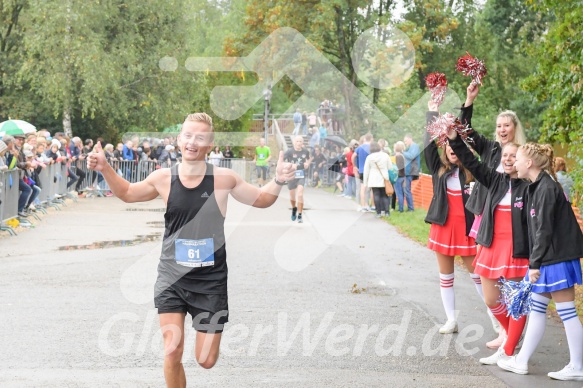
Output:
(156, 163), (227, 294)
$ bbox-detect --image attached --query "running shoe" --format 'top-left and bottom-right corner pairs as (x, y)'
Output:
(291, 207), (297, 221)
(439, 320), (458, 334)
(298, 214), (303, 223)
(497, 355), (528, 375)
(479, 347), (509, 365)
(548, 364), (583, 381)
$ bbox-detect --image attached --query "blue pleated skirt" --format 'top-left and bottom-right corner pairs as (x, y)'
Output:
(525, 259), (582, 293)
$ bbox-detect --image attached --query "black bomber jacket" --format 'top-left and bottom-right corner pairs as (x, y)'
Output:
(449, 136), (529, 258)
(526, 172), (583, 269)
(459, 104), (502, 215)
(424, 112), (474, 236)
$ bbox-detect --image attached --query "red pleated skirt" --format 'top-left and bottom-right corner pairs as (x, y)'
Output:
(427, 190), (477, 256)
(473, 206), (529, 279)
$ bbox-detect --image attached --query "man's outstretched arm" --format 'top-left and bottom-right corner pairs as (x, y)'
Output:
(87, 142), (160, 203)
(230, 151), (296, 208)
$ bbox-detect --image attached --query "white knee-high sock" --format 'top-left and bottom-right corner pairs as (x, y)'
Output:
(556, 301), (583, 370)
(439, 273), (455, 322)
(516, 293), (550, 365)
(470, 273), (484, 301)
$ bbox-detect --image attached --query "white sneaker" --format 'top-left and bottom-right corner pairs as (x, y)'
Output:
(487, 308), (501, 334)
(486, 328), (507, 349)
(497, 355), (528, 375)
(479, 347), (509, 365)
(548, 364), (583, 381)
(439, 320), (458, 334)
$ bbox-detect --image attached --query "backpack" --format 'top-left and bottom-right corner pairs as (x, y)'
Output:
(388, 164), (399, 185)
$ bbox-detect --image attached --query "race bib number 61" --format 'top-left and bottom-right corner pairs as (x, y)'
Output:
(175, 238), (215, 267)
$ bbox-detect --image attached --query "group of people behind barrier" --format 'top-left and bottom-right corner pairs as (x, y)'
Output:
(0, 126), (256, 231)
(0, 129), (189, 229)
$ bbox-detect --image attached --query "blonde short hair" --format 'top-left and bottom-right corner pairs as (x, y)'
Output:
(184, 113), (213, 128)
(183, 113), (214, 142)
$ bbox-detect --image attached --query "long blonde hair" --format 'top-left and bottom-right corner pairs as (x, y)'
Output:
(496, 110), (526, 145)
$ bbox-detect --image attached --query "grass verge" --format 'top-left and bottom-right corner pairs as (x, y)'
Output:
(384, 209), (430, 245)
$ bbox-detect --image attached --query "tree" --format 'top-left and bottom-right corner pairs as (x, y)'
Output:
(469, 0), (548, 139)
(15, 0), (197, 138)
(521, 0), (583, 200)
(0, 0), (31, 120)
(224, 0), (408, 137)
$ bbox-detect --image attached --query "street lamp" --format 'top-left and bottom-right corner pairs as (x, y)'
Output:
(263, 83), (272, 140)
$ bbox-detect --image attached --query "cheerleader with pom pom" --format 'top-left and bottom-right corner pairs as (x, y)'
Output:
(424, 101), (478, 334)
(460, 83), (527, 346)
(446, 129), (530, 365)
(497, 143), (583, 381)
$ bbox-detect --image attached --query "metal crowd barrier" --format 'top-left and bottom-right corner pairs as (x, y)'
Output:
(57, 163), (68, 196)
(0, 169), (20, 224)
(304, 160), (338, 187)
(72, 158), (248, 186)
(0, 157), (251, 234)
(37, 164), (54, 204)
(36, 163), (70, 204)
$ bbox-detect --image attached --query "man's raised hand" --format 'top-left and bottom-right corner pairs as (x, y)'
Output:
(275, 151), (296, 182)
(87, 141), (107, 171)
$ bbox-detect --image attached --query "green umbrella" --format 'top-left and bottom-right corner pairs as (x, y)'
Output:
(0, 120), (37, 137)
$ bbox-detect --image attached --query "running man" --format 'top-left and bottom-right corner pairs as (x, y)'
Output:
(254, 137), (271, 187)
(87, 113), (296, 388)
(284, 135), (311, 223)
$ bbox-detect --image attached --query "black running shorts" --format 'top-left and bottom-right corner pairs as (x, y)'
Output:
(155, 284), (229, 333)
(288, 178), (305, 190)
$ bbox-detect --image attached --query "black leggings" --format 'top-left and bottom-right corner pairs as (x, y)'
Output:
(372, 187), (390, 215)
(74, 167), (87, 191)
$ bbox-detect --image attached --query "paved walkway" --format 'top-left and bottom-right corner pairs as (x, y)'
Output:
(0, 187), (579, 387)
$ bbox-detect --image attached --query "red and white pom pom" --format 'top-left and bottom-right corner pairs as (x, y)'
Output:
(426, 113), (473, 148)
(455, 51), (487, 86)
(425, 72), (448, 106)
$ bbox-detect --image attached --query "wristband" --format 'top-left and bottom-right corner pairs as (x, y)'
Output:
(274, 177), (287, 186)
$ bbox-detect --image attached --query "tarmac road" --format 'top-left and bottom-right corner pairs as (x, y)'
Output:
(0, 187), (580, 387)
